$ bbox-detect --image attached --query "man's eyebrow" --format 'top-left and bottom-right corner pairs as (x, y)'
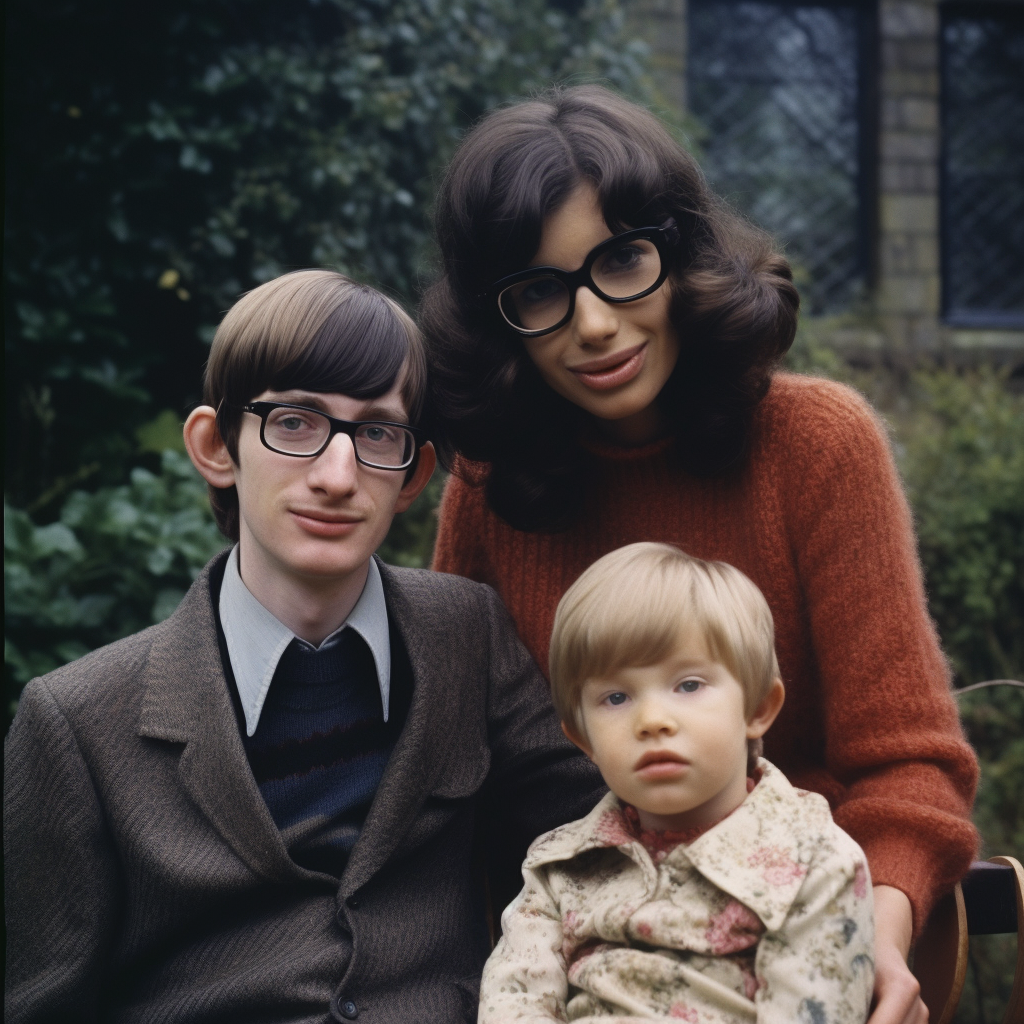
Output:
(274, 391), (409, 423)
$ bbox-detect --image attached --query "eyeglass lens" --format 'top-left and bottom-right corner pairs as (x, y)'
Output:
(263, 406), (414, 467)
(498, 238), (663, 333)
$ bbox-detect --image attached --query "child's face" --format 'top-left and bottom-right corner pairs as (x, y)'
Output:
(569, 631), (774, 833)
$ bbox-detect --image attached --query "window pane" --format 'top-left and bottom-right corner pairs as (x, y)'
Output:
(689, 0), (867, 314)
(941, 4), (1024, 326)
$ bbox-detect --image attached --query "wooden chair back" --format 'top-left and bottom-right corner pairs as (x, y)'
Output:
(913, 857), (1024, 1024)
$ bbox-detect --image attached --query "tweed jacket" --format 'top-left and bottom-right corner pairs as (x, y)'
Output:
(480, 761), (874, 1024)
(4, 552), (604, 1024)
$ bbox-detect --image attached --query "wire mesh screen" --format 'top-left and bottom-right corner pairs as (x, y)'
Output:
(941, 5), (1024, 327)
(689, 0), (866, 314)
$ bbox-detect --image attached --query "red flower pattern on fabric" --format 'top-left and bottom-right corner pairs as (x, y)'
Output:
(668, 1004), (699, 1021)
(854, 862), (868, 899)
(747, 845), (807, 886)
(704, 899), (764, 954)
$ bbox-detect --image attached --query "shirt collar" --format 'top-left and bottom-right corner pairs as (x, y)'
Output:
(218, 545), (391, 736)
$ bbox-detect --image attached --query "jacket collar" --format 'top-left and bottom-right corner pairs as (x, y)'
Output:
(136, 552), (486, 897)
(524, 760), (832, 931)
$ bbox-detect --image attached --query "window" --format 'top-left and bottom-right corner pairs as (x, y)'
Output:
(941, 3), (1024, 327)
(689, 0), (874, 314)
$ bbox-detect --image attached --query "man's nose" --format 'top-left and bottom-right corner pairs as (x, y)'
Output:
(306, 431), (360, 493)
(572, 285), (619, 345)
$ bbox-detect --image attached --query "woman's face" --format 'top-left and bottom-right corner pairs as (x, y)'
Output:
(519, 185), (679, 445)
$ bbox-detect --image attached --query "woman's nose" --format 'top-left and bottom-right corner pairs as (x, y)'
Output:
(572, 285), (618, 345)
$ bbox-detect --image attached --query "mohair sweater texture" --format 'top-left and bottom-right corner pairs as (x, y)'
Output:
(432, 373), (979, 936)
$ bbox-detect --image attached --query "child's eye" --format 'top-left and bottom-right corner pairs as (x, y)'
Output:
(605, 692), (628, 706)
(677, 678), (702, 693)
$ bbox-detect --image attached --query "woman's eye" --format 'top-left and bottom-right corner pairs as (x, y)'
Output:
(677, 678), (701, 693)
(605, 692), (628, 706)
(520, 278), (563, 305)
(605, 244), (642, 270)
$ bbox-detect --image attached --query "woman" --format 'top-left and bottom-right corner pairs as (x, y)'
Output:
(422, 86), (977, 1024)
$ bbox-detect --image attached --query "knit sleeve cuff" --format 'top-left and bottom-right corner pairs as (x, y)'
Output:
(834, 801), (979, 941)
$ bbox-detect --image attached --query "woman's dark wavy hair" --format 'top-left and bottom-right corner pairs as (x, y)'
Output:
(420, 85), (799, 532)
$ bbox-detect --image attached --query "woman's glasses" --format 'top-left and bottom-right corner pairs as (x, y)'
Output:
(490, 218), (681, 337)
(241, 402), (423, 469)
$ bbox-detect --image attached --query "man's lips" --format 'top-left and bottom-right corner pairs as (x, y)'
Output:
(634, 750), (689, 779)
(568, 343), (646, 391)
(289, 510), (363, 537)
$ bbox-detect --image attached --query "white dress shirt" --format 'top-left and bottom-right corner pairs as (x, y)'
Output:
(218, 545), (391, 737)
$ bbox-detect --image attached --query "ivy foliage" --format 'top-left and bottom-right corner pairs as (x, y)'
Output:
(5, 0), (651, 509)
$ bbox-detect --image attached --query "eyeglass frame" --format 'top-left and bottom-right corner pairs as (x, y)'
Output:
(486, 217), (682, 338)
(239, 401), (425, 470)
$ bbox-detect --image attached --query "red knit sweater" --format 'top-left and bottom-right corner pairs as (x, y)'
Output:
(432, 373), (978, 934)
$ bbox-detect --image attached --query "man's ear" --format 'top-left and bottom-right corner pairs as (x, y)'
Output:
(561, 720), (594, 760)
(746, 677), (785, 740)
(393, 441), (436, 513)
(183, 406), (237, 489)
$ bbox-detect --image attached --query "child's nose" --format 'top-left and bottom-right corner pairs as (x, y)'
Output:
(635, 697), (678, 738)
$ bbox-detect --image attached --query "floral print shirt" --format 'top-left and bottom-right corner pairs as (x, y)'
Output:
(479, 759), (874, 1023)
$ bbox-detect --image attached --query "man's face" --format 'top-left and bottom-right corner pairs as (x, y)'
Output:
(231, 383), (424, 588)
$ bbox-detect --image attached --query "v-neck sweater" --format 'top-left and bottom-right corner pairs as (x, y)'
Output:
(432, 372), (979, 935)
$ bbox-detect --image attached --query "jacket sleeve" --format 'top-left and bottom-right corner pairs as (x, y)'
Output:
(4, 678), (122, 1024)
(479, 866), (569, 1023)
(776, 380), (978, 934)
(754, 831), (875, 1024)
(478, 584), (606, 910)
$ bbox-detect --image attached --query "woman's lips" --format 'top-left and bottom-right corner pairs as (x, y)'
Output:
(290, 511), (361, 537)
(569, 343), (647, 391)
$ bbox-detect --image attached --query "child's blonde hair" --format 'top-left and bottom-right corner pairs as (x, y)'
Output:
(550, 543), (780, 740)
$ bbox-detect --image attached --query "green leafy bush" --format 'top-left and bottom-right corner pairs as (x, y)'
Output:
(4, 452), (226, 718)
(5, 0), (652, 511)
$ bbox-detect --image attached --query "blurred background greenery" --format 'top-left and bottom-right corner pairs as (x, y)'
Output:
(4, 2), (1021, 1020)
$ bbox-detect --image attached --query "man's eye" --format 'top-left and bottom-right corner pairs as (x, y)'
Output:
(605, 692), (628, 706)
(677, 678), (701, 693)
(279, 415), (311, 431)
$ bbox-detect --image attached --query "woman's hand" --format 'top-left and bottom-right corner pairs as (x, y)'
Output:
(869, 885), (928, 1024)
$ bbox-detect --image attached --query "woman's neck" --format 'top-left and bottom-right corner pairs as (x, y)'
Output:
(593, 401), (669, 447)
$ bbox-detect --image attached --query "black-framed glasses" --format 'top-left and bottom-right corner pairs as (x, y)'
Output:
(489, 218), (681, 337)
(241, 402), (423, 469)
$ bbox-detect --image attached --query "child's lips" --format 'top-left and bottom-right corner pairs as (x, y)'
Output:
(634, 751), (689, 780)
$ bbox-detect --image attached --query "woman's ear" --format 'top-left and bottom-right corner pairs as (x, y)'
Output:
(746, 677), (785, 740)
(183, 406), (237, 489)
(394, 441), (437, 513)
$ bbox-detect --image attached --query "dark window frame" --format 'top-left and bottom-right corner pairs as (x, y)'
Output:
(940, 1), (1024, 329)
(687, 0), (879, 315)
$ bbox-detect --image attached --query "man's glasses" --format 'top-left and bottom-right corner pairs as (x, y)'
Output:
(490, 218), (681, 337)
(241, 402), (423, 469)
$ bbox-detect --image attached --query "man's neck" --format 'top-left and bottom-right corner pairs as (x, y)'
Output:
(236, 544), (371, 646)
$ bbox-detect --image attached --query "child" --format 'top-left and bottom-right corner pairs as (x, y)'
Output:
(479, 542), (875, 1024)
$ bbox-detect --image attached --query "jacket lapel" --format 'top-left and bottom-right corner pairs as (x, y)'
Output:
(137, 554), (301, 883)
(340, 561), (490, 897)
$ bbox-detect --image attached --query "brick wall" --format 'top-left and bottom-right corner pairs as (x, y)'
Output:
(629, 0), (1024, 363)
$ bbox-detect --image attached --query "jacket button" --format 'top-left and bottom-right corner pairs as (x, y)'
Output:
(348, 895), (360, 908)
(331, 995), (358, 1020)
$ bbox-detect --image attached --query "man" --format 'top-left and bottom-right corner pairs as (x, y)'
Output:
(5, 270), (603, 1022)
